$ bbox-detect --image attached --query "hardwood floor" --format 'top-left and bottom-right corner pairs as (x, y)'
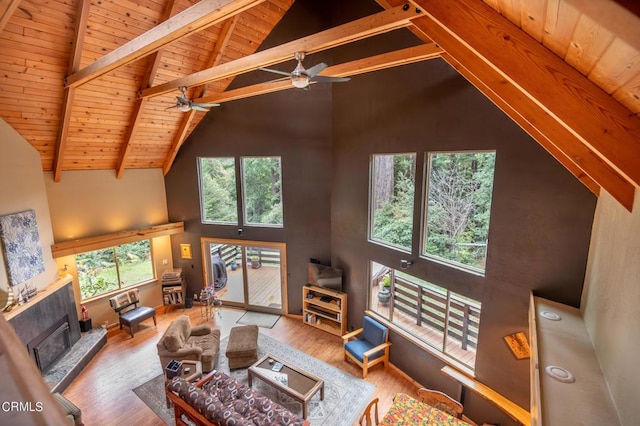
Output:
(62, 306), (419, 425)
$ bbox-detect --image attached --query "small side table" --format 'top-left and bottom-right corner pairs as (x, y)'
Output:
(200, 296), (222, 320)
(165, 359), (202, 408)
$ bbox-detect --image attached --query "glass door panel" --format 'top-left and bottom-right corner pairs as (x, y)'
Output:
(201, 239), (284, 315)
(207, 243), (245, 304)
(246, 245), (283, 312)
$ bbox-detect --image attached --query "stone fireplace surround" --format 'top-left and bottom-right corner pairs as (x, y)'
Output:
(5, 275), (106, 392)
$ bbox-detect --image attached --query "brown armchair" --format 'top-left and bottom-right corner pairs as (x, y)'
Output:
(157, 315), (220, 372)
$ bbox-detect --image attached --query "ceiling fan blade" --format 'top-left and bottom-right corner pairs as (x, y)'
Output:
(257, 67), (292, 77)
(191, 105), (211, 112)
(305, 62), (328, 78)
(165, 105), (178, 110)
(311, 75), (351, 83)
(192, 102), (220, 108)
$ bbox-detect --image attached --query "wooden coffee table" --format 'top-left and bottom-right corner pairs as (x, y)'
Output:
(248, 353), (324, 419)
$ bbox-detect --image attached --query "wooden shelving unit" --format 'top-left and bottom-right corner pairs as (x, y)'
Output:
(302, 285), (347, 336)
(162, 269), (185, 310)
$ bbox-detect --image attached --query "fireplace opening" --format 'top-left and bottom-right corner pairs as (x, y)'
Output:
(27, 316), (71, 373)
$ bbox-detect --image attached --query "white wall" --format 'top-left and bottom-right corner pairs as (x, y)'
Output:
(44, 169), (169, 242)
(582, 189), (640, 425)
(44, 169), (172, 327)
(0, 119), (59, 292)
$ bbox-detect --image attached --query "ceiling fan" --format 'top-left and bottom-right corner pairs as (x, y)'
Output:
(167, 87), (220, 112)
(258, 52), (350, 89)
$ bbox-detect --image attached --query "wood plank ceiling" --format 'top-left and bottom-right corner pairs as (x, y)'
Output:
(0, 0), (639, 211)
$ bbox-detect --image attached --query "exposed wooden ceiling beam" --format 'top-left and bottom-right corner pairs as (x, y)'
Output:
(139, 5), (423, 99)
(198, 80), (293, 104)
(320, 42), (443, 77)
(412, 0), (640, 211)
(196, 43), (444, 104)
(163, 16), (239, 176)
(442, 53), (604, 198)
(64, 0), (264, 88)
(0, 0), (21, 32)
(52, 0), (91, 182)
(116, 0), (181, 179)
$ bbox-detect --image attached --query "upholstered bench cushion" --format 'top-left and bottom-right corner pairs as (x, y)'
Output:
(226, 325), (258, 369)
(119, 306), (155, 327)
(168, 371), (306, 426)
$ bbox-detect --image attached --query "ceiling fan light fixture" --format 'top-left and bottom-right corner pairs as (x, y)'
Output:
(177, 103), (191, 112)
(291, 73), (309, 88)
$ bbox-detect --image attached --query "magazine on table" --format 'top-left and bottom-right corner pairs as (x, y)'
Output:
(255, 367), (288, 386)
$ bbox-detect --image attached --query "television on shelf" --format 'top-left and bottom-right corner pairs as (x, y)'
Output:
(308, 261), (343, 292)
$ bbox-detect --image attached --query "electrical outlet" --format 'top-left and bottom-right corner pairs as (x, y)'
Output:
(162, 259), (168, 265)
(194, 293), (198, 300)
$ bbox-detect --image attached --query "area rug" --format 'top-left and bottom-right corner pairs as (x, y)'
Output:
(133, 374), (173, 425)
(133, 333), (376, 426)
(236, 311), (280, 328)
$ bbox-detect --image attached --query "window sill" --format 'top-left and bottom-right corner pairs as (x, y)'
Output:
(365, 309), (476, 378)
(81, 279), (158, 304)
(420, 254), (486, 278)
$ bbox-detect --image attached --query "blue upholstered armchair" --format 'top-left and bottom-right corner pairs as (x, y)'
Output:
(343, 316), (391, 377)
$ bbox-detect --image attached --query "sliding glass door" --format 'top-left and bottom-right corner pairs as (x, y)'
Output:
(201, 238), (285, 315)
(245, 245), (282, 310)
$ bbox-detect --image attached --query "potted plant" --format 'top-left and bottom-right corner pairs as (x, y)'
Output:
(377, 275), (391, 305)
(250, 255), (261, 269)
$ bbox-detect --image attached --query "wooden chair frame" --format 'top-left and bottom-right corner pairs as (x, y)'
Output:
(417, 388), (464, 419)
(358, 397), (379, 426)
(342, 317), (392, 378)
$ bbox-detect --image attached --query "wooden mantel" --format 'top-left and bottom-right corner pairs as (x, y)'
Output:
(51, 222), (184, 258)
(3, 274), (74, 321)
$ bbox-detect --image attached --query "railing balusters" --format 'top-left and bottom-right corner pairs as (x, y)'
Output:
(391, 276), (480, 350)
(461, 304), (470, 350)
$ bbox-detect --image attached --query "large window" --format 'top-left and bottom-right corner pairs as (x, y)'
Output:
(423, 152), (496, 273)
(77, 240), (154, 300)
(198, 156), (283, 227)
(369, 261), (481, 371)
(241, 157), (283, 227)
(199, 157), (238, 224)
(369, 153), (416, 251)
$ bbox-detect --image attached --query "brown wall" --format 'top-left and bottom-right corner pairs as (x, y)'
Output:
(164, 1), (334, 311)
(330, 31), (596, 426)
(166, 1), (597, 424)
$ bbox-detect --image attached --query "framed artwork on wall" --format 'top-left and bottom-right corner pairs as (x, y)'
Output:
(180, 243), (192, 259)
(0, 209), (45, 286)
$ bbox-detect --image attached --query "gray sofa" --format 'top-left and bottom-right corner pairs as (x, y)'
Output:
(156, 315), (220, 372)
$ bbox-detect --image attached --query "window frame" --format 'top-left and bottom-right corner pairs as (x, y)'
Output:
(420, 150), (496, 276)
(197, 157), (239, 225)
(76, 239), (155, 302)
(367, 260), (481, 374)
(367, 152), (417, 253)
(240, 156), (284, 228)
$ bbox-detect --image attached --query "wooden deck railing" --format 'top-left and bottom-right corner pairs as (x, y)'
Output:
(392, 276), (481, 350)
(210, 244), (281, 267)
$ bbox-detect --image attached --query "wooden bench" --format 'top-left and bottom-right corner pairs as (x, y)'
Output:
(109, 288), (156, 338)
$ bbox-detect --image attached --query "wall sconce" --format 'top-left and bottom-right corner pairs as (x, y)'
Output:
(400, 259), (413, 269)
